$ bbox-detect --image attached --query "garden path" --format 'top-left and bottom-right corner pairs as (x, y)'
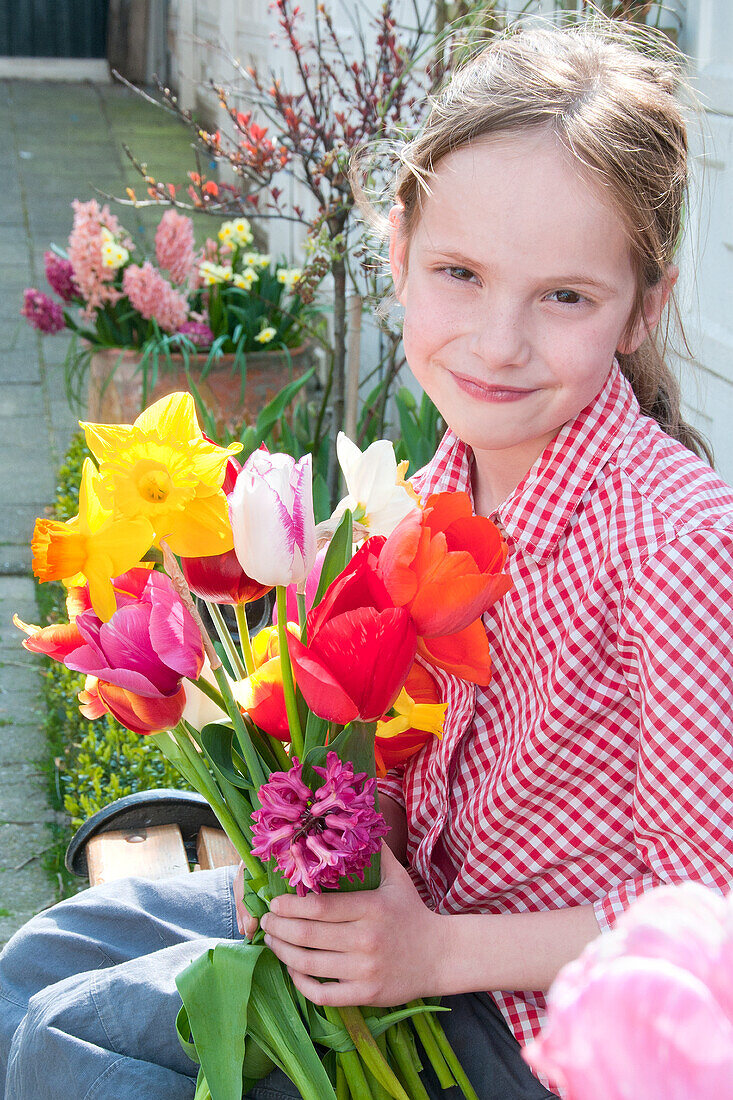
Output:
(0, 78), (200, 945)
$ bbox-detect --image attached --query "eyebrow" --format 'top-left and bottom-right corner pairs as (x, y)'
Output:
(424, 248), (618, 296)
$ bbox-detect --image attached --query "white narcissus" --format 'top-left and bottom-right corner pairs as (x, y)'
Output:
(229, 450), (316, 587)
(330, 432), (421, 537)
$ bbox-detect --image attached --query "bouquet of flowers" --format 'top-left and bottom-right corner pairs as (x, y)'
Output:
(21, 202), (318, 410)
(17, 392), (512, 1100)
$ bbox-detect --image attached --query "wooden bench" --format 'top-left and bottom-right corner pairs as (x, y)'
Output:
(65, 789), (239, 887)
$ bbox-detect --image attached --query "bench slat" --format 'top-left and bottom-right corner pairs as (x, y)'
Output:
(86, 824), (190, 886)
(196, 825), (240, 871)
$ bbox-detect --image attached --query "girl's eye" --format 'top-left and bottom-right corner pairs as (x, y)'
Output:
(442, 266), (476, 282)
(546, 289), (586, 305)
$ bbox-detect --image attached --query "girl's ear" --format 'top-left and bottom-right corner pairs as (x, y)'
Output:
(388, 204), (408, 304)
(617, 265), (679, 354)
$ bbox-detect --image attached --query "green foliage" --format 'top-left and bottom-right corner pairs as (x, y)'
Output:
(38, 432), (191, 845)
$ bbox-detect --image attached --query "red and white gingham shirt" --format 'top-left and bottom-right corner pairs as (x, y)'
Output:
(379, 362), (733, 1067)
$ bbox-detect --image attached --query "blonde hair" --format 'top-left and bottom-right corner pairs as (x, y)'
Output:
(369, 21), (712, 463)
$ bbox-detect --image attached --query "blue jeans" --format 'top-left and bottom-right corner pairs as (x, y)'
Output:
(0, 868), (555, 1099)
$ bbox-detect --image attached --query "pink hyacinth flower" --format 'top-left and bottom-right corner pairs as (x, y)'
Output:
(524, 883), (733, 1100)
(251, 752), (389, 895)
(122, 261), (189, 333)
(230, 449), (316, 588)
(21, 289), (65, 334)
(155, 208), (195, 285)
(44, 251), (78, 302)
(67, 199), (128, 317)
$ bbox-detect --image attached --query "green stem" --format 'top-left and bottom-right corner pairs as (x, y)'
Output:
(419, 1003), (480, 1100)
(386, 1023), (430, 1100)
(297, 591), (307, 640)
(210, 663), (269, 792)
(235, 601), (256, 676)
(324, 1008), (374, 1100)
(336, 1063), (350, 1100)
(185, 674), (226, 712)
(166, 724), (262, 878)
(206, 599), (247, 680)
(406, 1002), (455, 1089)
(276, 586), (304, 757)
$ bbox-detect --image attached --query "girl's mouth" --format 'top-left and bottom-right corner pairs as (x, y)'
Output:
(449, 371), (537, 402)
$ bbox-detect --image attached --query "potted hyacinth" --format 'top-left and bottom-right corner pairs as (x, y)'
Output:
(21, 200), (321, 432)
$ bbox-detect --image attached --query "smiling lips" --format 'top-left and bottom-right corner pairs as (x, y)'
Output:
(450, 370), (537, 402)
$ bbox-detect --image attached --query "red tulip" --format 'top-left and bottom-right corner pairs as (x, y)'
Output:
(376, 492), (512, 684)
(287, 540), (417, 724)
(180, 548), (272, 605)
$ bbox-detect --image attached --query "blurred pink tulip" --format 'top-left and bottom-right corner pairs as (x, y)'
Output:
(525, 883), (733, 1100)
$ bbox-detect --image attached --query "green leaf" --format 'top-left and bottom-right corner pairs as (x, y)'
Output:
(313, 509), (353, 607)
(175, 942), (264, 1100)
(199, 722), (253, 791)
(255, 367), (314, 438)
(246, 949), (338, 1099)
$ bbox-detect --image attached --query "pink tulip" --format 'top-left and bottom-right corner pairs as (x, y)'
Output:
(229, 449), (316, 587)
(63, 569), (205, 734)
(524, 884), (733, 1100)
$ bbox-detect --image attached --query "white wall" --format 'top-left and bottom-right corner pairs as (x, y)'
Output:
(678, 0), (733, 484)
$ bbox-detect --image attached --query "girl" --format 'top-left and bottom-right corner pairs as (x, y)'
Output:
(2, 20), (733, 1100)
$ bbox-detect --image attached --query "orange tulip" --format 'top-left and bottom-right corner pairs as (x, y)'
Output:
(377, 492), (512, 684)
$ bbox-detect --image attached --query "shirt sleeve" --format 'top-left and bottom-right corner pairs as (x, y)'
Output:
(596, 525), (733, 932)
(377, 767), (406, 809)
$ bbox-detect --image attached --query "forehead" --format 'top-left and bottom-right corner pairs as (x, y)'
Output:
(412, 130), (633, 282)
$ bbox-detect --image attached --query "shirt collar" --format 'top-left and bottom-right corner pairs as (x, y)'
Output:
(415, 362), (640, 562)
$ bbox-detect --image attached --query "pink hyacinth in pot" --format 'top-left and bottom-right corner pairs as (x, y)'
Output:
(251, 752), (389, 895)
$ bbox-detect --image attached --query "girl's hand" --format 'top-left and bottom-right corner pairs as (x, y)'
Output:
(233, 861), (258, 939)
(259, 843), (445, 1007)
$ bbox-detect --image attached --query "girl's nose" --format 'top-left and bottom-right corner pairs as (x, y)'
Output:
(469, 302), (530, 370)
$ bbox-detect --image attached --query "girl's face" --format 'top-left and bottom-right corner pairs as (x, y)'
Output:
(390, 130), (671, 492)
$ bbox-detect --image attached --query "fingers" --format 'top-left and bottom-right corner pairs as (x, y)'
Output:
(270, 890), (365, 923)
(261, 911), (362, 953)
(233, 861), (258, 939)
(264, 935), (360, 981)
(287, 969), (386, 1008)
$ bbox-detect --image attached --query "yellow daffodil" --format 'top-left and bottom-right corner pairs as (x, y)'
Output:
(31, 458), (154, 620)
(81, 392), (242, 559)
(231, 218), (254, 246)
(255, 327), (276, 344)
(218, 218), (254, 247)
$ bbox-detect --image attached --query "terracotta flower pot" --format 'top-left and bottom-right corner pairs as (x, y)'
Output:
(86, 343), (314, 429)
